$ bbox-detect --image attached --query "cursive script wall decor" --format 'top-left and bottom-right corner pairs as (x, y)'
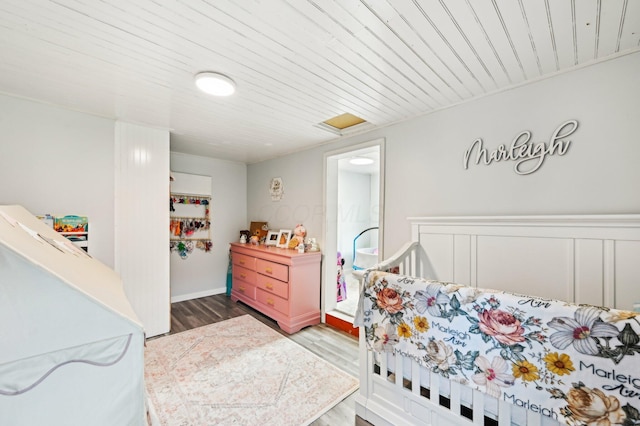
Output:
(463, 120), (578, 175)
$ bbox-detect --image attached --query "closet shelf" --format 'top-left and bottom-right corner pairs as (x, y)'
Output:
(169, 187), (211, 254)
(170, 192), (210, 199)
(170, 215), (208, 220)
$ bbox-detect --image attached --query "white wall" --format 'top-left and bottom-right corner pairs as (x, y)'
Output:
(115, 122), (170, 337)
(338, 170), (374, 270)
(380, 51), (640, 252)
(247, 147), (325, 244)
(169, 152), (247, 301)
(0, 94), (249, 310)
(247, 51), (640, 260)
(0, 94), (116, 267)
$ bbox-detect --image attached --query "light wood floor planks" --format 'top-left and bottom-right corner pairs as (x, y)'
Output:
(164, 294), (370, 425)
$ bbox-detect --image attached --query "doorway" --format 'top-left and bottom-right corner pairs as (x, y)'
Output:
(323, 139), (384, 334)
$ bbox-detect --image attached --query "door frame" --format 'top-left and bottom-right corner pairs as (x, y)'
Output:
(321, 138), (385, 320)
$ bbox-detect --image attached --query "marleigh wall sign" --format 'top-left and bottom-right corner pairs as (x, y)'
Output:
(463, 120), (578, 175)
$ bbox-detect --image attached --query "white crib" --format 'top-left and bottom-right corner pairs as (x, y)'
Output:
(355, 215), (640, 426)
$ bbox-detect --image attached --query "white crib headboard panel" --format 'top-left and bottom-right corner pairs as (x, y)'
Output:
(408, 215), (640, 311)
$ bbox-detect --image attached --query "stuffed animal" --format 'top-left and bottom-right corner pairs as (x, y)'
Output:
(288, 224), (307, 249)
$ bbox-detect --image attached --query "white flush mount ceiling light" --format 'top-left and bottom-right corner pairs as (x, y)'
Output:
(349, 157), (374, 165)
(194, 72), (236, 96)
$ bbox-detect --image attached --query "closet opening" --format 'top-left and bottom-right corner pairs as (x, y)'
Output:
(169, 172), (215, 310)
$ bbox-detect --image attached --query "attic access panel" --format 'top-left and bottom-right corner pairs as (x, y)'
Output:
(316, 113), (372, 135)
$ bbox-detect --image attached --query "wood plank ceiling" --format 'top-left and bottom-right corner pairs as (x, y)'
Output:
(0, 0), (638, 163)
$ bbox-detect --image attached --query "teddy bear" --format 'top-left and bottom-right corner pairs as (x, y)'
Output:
(288, 224), (306, 249)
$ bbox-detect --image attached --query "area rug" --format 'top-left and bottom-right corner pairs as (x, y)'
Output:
(145, 315), (359, 425)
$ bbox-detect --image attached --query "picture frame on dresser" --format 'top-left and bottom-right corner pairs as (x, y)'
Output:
(265, 231), (279, 246)
(277, 229), (291, 248)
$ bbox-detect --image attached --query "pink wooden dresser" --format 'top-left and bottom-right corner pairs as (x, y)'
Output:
(230, 242), (321, 333)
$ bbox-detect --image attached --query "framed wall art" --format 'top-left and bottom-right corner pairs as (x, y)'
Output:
(269, 177), (284, 201)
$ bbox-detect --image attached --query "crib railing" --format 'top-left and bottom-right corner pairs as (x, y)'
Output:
(362, 347), (564, 426)
(355, 241), (562, 426)
(367, 241), (420, 275)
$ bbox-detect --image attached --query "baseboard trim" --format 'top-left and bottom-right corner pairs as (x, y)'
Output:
(326, 312), (359, 337)
(171, 287), (226, 303)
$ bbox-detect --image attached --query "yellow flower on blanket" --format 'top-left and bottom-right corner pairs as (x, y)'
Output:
(512, 360), (539, 382)
(543, 352), (575, 376)
(413, 316), (429, 333)
(398, 322), (412, 338)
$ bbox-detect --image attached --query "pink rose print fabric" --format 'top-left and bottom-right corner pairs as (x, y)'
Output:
(354, 271), (640, 425)
(478, 308), (526, 346)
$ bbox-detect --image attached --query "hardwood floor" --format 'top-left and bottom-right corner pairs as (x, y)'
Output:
(164, 294), (367, 425)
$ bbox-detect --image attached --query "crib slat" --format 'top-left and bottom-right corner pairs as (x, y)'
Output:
(380, 351), (388, 379)
(358, 331), (372, 398)
(394, 351), (403, 389)
(411, 358), (421, 396)
(527, 408), (542, 426)
(429, 372), (440, 405)
(498, 398), (512, 425)
(450, 380), (461, 416)
(472, 389), (484, 425)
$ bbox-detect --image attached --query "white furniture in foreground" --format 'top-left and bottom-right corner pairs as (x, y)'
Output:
(355, 214), (640, 426)
(0, 205), (146, 426)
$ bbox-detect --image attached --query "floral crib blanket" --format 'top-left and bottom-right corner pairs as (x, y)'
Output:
(354, 271), (640, 426)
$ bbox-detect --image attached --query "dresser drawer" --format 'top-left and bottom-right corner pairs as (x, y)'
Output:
(256, 273), (288, 299)
(233, 253), (255, 270)
(233, 279), (256, 299)
(232, 264), (256, 284)
(230, 242), (320, 334)
(256, 259), (288, 282)
(256, 288), (289, 315)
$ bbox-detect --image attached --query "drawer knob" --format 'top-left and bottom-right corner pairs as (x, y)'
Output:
(239, 286), (245, 292)
(240, 273), (247, 279)
(267, 298), (274, 306)
(239, 260), (245, 265)
(265, 267), (273, 274)
(265, 283), (273, 290)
